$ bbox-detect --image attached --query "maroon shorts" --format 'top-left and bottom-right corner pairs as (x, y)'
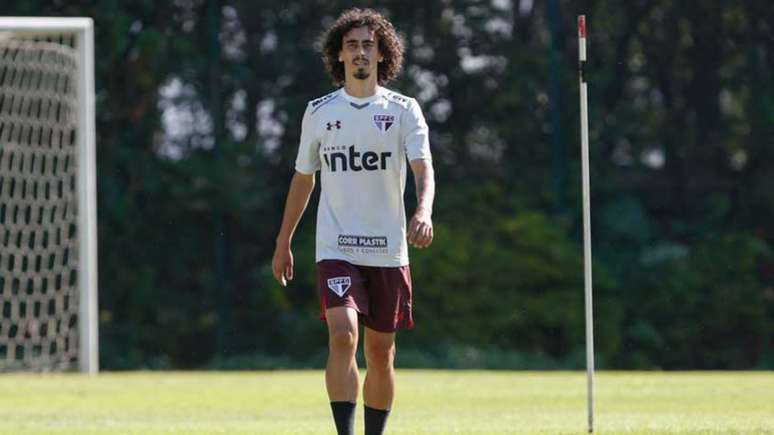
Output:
(317, 259), (414, 332)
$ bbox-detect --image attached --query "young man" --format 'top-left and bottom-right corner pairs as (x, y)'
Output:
(271, 8), (435, 435)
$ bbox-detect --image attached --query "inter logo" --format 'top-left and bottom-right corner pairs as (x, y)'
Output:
(373, 114), (395, 132)
(327, 276), (351, 297)
(327, 120), (341, 130)
(323, 145), (392, 172)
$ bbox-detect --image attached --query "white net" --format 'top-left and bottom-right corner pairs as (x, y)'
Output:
(0, 32), (80, 371)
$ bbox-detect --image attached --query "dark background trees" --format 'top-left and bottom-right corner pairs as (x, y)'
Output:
(3, 0), (772, 369)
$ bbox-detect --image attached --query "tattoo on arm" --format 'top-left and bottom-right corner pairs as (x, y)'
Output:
(414, 163), (435, 215)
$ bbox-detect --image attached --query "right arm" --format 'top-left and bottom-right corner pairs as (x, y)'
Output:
(271, 171), (315, 286)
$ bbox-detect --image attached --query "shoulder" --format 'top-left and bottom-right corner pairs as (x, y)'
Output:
(379, 88), (416, 111)
(307, 89), (341, 115)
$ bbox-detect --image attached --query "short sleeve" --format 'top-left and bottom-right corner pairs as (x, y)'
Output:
(294, 104), (320, 174)
(402, 98), (432, 161)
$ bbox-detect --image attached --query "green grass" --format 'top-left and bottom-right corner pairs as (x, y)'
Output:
(1, 371), (772, 434)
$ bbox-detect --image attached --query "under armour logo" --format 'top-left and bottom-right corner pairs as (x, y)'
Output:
(326, 120), (341, 130)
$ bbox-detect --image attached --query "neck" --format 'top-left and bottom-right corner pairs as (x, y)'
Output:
(344, 77), (378, 98)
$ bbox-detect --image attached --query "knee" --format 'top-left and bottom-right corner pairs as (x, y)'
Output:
(365, 342), (395, 371)
(329, 327), (358, 354)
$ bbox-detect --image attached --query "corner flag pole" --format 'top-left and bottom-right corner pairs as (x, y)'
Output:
(578, 14), (595, 434)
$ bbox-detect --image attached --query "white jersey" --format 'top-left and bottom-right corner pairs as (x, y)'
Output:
(295, 86), (431, 267)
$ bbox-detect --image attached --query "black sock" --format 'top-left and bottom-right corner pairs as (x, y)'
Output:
(364, 405), (390, 435)
(330, 401), (356, 435)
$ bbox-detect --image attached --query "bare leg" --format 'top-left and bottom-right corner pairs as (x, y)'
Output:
(326, 306), (360, 402)
(363, 327), (396, 410)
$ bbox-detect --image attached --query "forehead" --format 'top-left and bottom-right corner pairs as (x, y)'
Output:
(342, 26), (377, 42)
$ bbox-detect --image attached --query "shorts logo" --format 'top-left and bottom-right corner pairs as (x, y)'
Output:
(373, 114), (395, 132)
(327, 276), (352, 297)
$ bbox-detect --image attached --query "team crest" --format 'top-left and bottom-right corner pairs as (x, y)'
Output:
(327, 276), (352, 297)
(373, 114), (395, 133)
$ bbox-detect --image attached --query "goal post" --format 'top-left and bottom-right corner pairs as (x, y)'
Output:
(0, 17), (97, 373)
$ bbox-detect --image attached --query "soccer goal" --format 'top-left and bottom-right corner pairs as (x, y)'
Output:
(0, 17), (97, 373)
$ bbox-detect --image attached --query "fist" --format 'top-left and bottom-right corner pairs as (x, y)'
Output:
(407, 211), (433, 249)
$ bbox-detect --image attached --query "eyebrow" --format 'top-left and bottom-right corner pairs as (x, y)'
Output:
(344, 38), (376, 44)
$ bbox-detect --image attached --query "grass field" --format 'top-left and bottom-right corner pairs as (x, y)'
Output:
(0, 370), (772, 434)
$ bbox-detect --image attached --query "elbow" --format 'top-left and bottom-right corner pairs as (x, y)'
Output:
(425, 160), (435, 175)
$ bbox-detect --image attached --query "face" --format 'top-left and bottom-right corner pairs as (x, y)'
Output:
(339, 26), (383, 81)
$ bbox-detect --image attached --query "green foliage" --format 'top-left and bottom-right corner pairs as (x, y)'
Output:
(406, 184), (621, 365)
(619, 235), (772, 369)
(2, 1), (773, 369)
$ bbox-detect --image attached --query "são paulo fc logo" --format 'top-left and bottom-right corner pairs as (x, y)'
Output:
(327, 276), (352, 297)
(373, 114), (395, 132)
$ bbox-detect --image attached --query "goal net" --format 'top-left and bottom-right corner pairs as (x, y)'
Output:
(0, 18), (97, 373)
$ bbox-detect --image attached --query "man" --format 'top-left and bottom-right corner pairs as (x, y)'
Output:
(271, 8), (435, 435)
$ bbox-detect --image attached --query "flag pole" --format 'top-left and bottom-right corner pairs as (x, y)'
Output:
(578, 14), (595, 434)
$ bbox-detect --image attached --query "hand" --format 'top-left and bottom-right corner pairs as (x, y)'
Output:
(407, 210), (433, 249)
(271, 242), (294, 287)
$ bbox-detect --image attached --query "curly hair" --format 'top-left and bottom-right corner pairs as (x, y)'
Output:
(320, 8), (404, 86)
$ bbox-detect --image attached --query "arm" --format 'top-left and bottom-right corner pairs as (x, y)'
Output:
(407, 159), (435, 248)
(271, 171), (316, 286)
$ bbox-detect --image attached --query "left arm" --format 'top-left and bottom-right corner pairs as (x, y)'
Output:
(407, 159), (435, 248)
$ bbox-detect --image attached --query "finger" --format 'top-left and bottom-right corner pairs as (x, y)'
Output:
(408, 219), (417, 243)
(285, 263), (293, 281)
(423, 224), (434, 245)
(276, 264), (287, 286)
(272, 261), (282, 283)
(407, 220), (420, 244)
(416, 224), (427, 248)
(412, 227), (423, 248)
(411, 226), (423, 246)
(418, 226), (431, 248)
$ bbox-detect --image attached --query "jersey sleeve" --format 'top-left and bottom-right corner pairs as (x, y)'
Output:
(294, 104), (321, 174)
(401, 98), (432, 161)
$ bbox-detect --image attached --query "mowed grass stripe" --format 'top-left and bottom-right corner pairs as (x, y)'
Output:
(0, 371), (772, 434)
